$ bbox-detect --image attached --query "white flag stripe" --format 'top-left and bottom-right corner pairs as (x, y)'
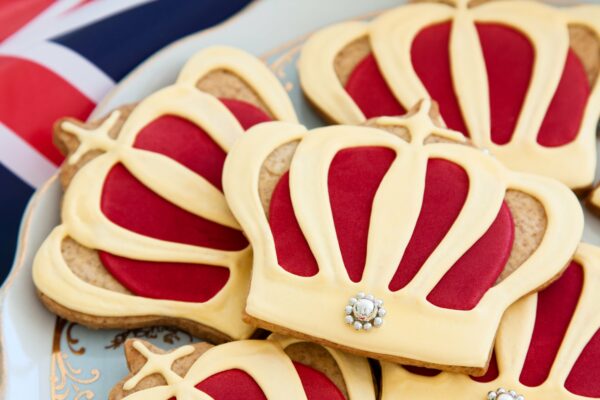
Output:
(1, 0), (156, 49)
(0, 41), (115, 103)
(0, 123), (56, 188)
(48, 0), (158, 41)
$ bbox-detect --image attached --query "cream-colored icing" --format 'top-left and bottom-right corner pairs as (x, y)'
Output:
(381, 243), (600, 399)
(33, 47), (298, 340)
(179, 46), (297, 123)
(298, 0), (600, 189)
(121, 337), (376, 400)
(298, 21), (368, 124)
(222, 100), (583, 370)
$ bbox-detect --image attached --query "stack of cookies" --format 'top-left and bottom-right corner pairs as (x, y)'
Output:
(31, 0), (600, 398)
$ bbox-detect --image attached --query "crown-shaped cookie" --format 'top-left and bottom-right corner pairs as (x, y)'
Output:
(299, 0), (600, 189)
(382, 243), (600, 399)
(110, 336), (376, 399)
(223, 100), (583, 374)
(33, 46), (297, 342)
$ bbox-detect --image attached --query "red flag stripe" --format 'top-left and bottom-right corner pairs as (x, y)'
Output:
(0, 55), (96, 165)
(0, 0), (54, 43)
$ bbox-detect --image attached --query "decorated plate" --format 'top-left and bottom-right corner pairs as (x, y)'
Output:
(1, 0), (598, 399)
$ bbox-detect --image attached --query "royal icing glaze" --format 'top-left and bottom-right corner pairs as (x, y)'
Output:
(32, 46), (297, 340)
(118, 336), (376, 400)
(381, 243), (600, 399)
(299, 0), (600, 189)
(222, 101), (583, 370)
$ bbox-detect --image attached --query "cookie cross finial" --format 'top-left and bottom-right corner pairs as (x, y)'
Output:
(452, 0), (470, 9)
(123, 341), (195, 391)
(374, 99), (467, 144)
(61, 110), (121, 165)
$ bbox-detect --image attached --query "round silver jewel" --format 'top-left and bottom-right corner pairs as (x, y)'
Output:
(487, 388), (524, 400)
(353, 299), (377, 322)
(344, 293), (385, 332)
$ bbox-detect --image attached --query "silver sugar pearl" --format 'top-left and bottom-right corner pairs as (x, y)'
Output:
(497, 395), (514, 400)
(353, 298), (377, 322)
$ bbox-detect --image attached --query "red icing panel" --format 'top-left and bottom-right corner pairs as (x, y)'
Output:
(133, 115), (227, 190)
(269, 173), (319, 277)
(566, 327), (600, 396)
(345, 54), (406, 118)
(345, 22), (590, 148)
(101, 164), (247, 250)
(520, 262), (584, 387)
(388, 159), (513, 312)
(477, 23), (534, 145)
(270, 152), (513, 310)
(294, 361), (346, 400)
(98, 98), (267, 303)
(328, 147), (396, 282)
(220, 98), (272, 130)
(536, 51), (590, 147)
(99, 253), (229, 302)
(427, 202), (513, 310)
(471, 351), (500, 383)
(191, 363), (345, 400)
(411, 21), (468, 135)
(195, 369), (267, 400)
(389, 159), (470, 291)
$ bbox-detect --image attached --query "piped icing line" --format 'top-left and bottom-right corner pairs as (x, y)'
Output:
(380, 243), (600, 399)
(120, 337), (376, 400)
(222, 100), (583, 369)
(298, 0), (600, 189)
(178, 46), (298, 123)
(32, 46), (297, 340)
(298, 21), (368, 124)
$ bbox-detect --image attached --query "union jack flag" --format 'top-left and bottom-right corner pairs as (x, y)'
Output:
(0, 0), (252, 283)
